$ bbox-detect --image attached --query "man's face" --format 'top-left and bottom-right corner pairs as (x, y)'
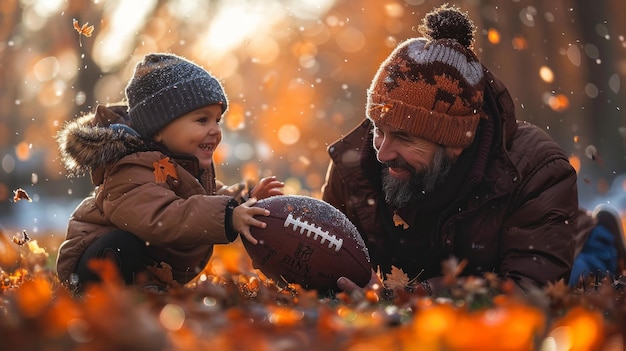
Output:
(372, 121), (460, 208)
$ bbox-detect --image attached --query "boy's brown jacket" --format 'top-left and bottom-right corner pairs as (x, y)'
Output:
(56, 105), (245, 286)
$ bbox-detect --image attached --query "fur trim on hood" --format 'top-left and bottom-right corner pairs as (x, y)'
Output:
(56, 104), (147, 177)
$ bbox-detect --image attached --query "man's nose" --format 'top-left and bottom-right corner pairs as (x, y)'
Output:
(375, 137), (396, 163)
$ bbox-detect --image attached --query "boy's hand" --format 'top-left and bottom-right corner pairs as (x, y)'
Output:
(232, 198), (269, 245)
(250, 176), (284, 200)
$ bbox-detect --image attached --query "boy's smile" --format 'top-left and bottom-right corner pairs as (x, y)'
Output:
(153, 104), (223, 169)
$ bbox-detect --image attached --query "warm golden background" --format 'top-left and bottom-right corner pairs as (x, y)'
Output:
(1, 0), (625, 238)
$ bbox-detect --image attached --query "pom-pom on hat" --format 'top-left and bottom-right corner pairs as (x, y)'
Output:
(125, 53), (228, 138)
(367, 4), (486, 148)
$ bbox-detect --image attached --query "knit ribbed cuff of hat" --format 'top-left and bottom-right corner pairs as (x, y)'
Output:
(366, 94), (485, 148)
(129, 77), (228, 138)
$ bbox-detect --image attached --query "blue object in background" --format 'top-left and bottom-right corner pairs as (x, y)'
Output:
(569, 224), (618, 286)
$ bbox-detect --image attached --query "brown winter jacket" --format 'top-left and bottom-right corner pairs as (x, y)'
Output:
(322, 70), (592, 292)
(56, 105), (246, 286)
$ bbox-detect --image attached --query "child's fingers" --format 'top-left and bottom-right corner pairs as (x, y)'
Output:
(259, 176), (277, 184)
(268, 187), (283, 196)
(258, 178), (284, 190)
(248, 217), (268, 229)
(268, 183), (285, 192)
(241, 230), (258, 245)
(242, 197), (258, 206)
(250, 206), (270, 217)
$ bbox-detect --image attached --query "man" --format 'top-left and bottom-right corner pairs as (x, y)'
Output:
(322, 4), (624, 294)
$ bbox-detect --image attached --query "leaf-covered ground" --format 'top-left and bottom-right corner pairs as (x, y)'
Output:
(1, 229), (625, 351)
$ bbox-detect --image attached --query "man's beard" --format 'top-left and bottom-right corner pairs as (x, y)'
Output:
(381, 146), (455, 209)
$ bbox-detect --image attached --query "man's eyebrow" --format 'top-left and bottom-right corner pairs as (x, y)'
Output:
(388, 128), (413, 139)
(373, 123), (412, 138)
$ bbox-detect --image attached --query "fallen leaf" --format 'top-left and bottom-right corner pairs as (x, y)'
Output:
(72, 18), (94, 47)
(153, 157), (178, 183)
(13, 188), (31, 202)
(384, 266), (409, 291)
(545, 278), (570, 300)
(12, 230), (30, 246)
(87, 258), (123, 287)
(146, 262), (182, 288)
(393, 212), (409, 229)
(441, 257), (467, 285)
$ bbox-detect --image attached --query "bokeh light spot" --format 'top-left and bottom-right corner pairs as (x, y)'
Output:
(539, 66), (554, 83)
(335, 27), (365, 53)
(225, 103), (246, 131)
(159, 304), (186, 331)
(566, 45), (581, 66)
(2, 155), (16, 173)
(16, 142), (31, 161)
(278, 124), (301, 145)
(512, 36), (528, 50)
(234, 143), (255, 161)
(33, 56), (60, 82)
(547, 94), (569, 112)
(584, 83), (599, 98)
(247, 36), (280, 65)
(487, 28), (500, 44)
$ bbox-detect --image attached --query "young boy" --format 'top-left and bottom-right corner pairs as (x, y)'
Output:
(55, 53), (283, 291)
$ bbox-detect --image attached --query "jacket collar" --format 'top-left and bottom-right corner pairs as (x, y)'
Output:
(57, 104), (216, 192)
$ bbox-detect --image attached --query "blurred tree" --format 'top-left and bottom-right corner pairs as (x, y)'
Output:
(574, 0), (626, 201)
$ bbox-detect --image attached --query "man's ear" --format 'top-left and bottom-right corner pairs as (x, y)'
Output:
(153, 133), (162, 142)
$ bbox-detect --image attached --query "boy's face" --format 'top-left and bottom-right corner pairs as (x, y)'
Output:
(153, 104), (223, 169)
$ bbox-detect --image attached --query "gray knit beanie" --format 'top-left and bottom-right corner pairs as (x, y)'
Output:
(125, 53), (228, 138)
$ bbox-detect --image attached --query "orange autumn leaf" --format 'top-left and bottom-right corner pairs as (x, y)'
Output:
(266, 305), (304, 326)
(0, 230), (19, 268)
(545, 278), (570, 300)
(441, 257), (467, 285)
(87, 258), (123, 287)
(411, 304), (457, 347)
(26, 240), (47, 255)
(153, 157), (178, 183)
(204, 241), (254, 276)
(15, 276), (53, 318)
(73, 18), (94, 37)
(384, 265), (409, 291)
(237, 275), (260, 298)
(12, 230), (30, 246)
(41, 289), (83, 336)
(13, 188), (31, 202)
(146, 262), (181, 288)
(548, 307), (605, 351)
(392, 212), (409, 229)
(72, 18), (94, 47)
(442, 297), (545, 351)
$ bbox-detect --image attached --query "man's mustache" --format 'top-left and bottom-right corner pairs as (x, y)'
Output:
(384, 159), (413, 171)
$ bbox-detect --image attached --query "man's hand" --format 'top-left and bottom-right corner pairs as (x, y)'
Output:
(337, 268), (382, 295)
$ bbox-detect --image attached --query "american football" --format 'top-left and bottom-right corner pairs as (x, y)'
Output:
(242, 195), (371, 292)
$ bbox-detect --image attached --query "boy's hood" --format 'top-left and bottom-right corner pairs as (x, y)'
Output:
(56, 104), (147, 178)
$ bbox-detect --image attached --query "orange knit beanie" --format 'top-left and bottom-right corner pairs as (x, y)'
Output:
(367, 4), (486, 148)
